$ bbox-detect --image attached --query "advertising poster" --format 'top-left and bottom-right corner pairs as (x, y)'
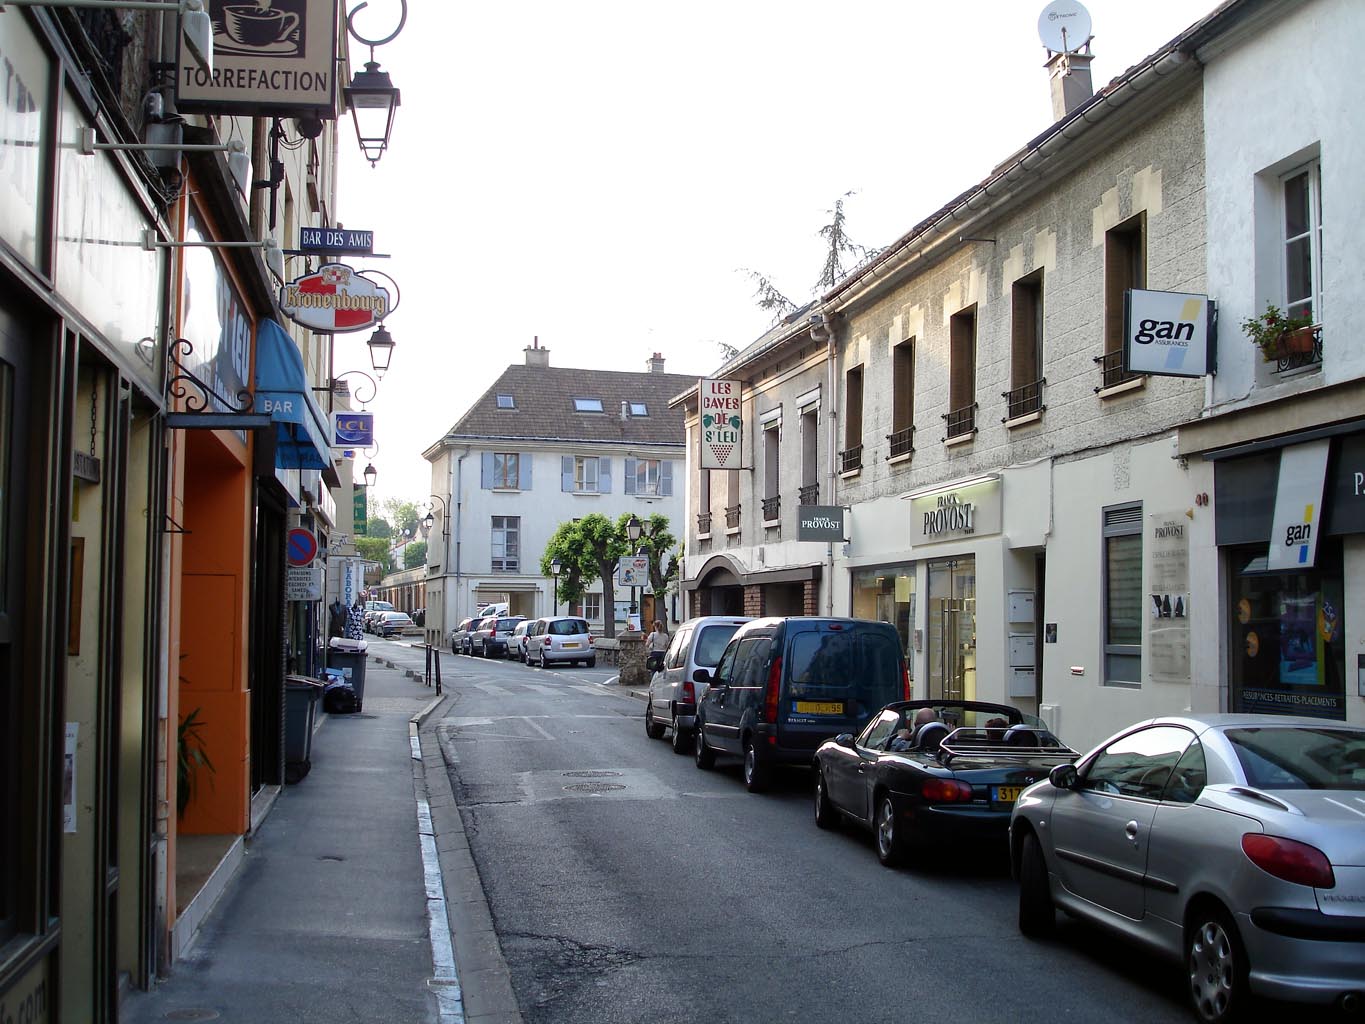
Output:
(63, 723), (78, 833)
(1147, 511), (1190, 684)
(700, 379), (743, 470)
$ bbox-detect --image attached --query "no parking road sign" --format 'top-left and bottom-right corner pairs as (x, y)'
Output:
(287, 528), (319, 567)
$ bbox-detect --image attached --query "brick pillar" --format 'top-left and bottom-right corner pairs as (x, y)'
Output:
(743, 585), (764, 617)
(803, 579), (818, 615)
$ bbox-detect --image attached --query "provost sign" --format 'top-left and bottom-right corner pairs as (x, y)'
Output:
(700, 379), (743, 470)
(279, 263), (390, 333)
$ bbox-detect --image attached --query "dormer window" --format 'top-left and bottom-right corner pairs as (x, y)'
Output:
(496, 394), (515, 409)
(574, 398), (603, 413)
(629, 402), (648, 416)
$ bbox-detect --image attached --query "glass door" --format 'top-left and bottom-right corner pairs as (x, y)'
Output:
(927, 557), (976, 701)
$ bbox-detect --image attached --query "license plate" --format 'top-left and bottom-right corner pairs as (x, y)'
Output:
(794, 701), (843, 715)
(994, 786), (1023, 804)
(563, 642), (580, 648)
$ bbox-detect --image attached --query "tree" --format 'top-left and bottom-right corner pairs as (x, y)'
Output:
(635, 513), (680, 609)
(540, 520), (589, 612)
(403, 541), (427, 570)
(740, 268), (796, 322)
(539, 513), (629, 638)
(355, 536), (392, 574)
(367, 516), (393, 540)
(381, 499), (420, 538)
(814, 191), (878, 292)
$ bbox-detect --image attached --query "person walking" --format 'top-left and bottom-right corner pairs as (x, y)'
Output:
(645, 619), (670, 673)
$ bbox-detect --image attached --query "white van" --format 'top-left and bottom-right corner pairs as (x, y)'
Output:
(478, 602), (509, 618)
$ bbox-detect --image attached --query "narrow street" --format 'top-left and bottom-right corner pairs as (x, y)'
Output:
(427, 647), (1193, 1024)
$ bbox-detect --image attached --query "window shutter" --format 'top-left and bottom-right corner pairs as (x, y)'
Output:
(561, 456), (573, 492)
(481, 452), (494, 489)
(519, 454), (532, 491)
(624, 457), (636, 494)
(661, 460), (673, 496)
(598, 457), (611, 493)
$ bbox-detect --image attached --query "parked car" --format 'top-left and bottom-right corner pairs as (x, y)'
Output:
(813, 700), (1074, 867)
(645, 616), (751, 753)
(472, 616), (525, 657)
(693, 617), (910, 792)
(508, 619), (533, 662)
(465, 615), (499, 656)
(449, 617), (479, 655)
(375, 610), (416, 638)
(1011, 714), (1365, 1023)
(530, 616), (595, 668)
(362, 600), (394, 633)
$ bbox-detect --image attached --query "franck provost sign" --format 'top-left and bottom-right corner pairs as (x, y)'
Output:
(798, 506), (846, 542)
(279, 264), (390, 333)
(908, 478), (1002, 545)
(700, 379), (743, 470)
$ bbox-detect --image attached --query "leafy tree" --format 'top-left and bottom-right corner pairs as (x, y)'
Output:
(403, 541), (427, 570)
(381, 499), (421, 538)
(716, 341), (740, 363)
(367, 516), (393, 540)
(540, 513), (629, 638)
(355, 536), (392, 573)
(740, 268), (796, 321)
(540, 520), (590, 611)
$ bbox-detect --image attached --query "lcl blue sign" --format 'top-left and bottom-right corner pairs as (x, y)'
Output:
(333, 411), (374, 447)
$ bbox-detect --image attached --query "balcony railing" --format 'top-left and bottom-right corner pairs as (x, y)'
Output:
(838, 445), (863, 474)
(725, 504), (742, 530)
(799, 483), (819, 506)
(762, 496), (781, 522)
(886, 425), (915, 460)
(696, 512), (712, 535)
(942, 403), (977, 440)
(1002, 378), (1046, 421)
(1093, 350), (1141, 392)
(1271, 324), (1323, 374)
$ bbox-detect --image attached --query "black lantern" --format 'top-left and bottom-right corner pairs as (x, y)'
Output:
(367, 324), (395, 378)
(625, 514), (643, 543)
(344, 60), (401, 166)
(363, 462), (378, 489)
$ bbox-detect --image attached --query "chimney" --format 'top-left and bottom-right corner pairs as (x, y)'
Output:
(646, 351), (665, 374)
(1046, 49), (1094, 121)
(524, 335), (550, 368)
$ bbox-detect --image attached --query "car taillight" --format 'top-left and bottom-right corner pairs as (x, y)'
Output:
(681, 680), (695, 704)
(920, 779), (974, 803)
(762, 656), (782, 724)
(1241, 834), (1335, 889)
(588, 635), (595, 647)
(901, 665), (911, 701)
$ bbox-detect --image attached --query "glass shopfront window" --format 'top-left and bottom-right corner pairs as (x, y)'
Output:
(1228, 541), (1345, 720)
(928, 557), (976, 702)
(852, 566), (915, 689)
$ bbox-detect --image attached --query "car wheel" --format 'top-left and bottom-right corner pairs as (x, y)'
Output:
(645, 706), (666, 740)
(586, 657), (596, 668)
(743, 738), (771, 793)
(1018, 830), (1056, 937)
(875, 794), (906, 867)
(694, 724), (716, 770)
(1187, 904), (1249, 1024)
(813, 768), (839, 829)
(670, 720), (690, 755)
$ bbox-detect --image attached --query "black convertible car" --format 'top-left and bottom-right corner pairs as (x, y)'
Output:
(812, 700), (1076, 867)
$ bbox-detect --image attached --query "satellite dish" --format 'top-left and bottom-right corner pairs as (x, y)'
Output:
(1038, 0), (1093, 53)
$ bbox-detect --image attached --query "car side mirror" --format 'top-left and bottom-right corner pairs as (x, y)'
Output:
(692, 668), (712, 684)
(835, 733), (855, 748)
(1049, 763), (1079, 790)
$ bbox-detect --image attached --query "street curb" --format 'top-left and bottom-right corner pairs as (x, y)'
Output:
(411, 696), (525, 1024)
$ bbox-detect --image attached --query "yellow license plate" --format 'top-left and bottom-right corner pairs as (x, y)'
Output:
(563, 642), (580, 648)
(794, 701), (843, 715)
(994, 786), (1023, 803)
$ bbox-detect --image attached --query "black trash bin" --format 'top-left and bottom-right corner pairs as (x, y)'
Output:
(284, 675), (324, 782)
(327, 637), (369, 710)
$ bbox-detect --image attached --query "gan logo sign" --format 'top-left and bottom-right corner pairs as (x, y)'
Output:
(279, 263), (390, 333)
(1124, 289), (1215, 378)
(1267, 440), (1330, 571)
(700, 379), (742, 470)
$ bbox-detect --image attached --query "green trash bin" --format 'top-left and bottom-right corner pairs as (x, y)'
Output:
(327, 637), (369, 710)
(284, 675), (324, 782)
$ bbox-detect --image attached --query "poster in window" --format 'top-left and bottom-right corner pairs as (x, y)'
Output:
(1147, 512), (1190, 684)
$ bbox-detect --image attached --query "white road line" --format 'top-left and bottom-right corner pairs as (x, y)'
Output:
(411, 731), (464, 1024)
(523, 717), (556, 740)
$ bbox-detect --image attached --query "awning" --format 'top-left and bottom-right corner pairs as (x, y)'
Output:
(255, 319), (332, 471)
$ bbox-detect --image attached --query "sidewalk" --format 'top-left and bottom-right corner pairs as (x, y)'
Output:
(119, 652), (521, 1024)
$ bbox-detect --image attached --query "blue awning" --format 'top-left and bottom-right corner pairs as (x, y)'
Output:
(254, 319), (332, 471)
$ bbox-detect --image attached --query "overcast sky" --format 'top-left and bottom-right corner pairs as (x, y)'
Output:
(334, 0), (1219, 515)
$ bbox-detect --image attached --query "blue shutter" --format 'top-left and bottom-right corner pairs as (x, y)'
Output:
(481, 452), (493, 489)
(561, 456), (573, 491)
(598, 457), (611, 493)
(624, 457), (637, 494)
(661, 460), (673, 496)
(519, 454), (532, 490)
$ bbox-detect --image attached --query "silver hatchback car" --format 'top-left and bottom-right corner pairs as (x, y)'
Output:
(1010, 714), (1365, 1022)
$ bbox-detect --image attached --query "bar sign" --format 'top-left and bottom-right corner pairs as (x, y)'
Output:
(300, 227), (375, 254)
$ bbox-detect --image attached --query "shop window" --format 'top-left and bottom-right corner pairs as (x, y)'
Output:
(1227, 541), (1345, 719)
(491, 516), (519, 573)
(852, 565), (915, 686)
(1103, 502), (1143, 687)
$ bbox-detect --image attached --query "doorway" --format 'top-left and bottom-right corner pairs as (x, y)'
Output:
(927, 557), (977, 701)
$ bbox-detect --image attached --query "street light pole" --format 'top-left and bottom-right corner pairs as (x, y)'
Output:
(550, 557), (562, 617)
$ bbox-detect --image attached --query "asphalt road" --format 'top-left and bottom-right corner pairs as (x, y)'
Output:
(427, 648), (1194, 1024)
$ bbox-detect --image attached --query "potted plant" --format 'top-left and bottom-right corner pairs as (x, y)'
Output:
(177, 707), (215, 817)
(1241, 302), (1315, 362)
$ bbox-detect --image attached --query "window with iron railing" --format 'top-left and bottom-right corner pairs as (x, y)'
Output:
(799, 483), (819, 506)
(943, 404), (977, 441)
(887, 425), (915, 460)
(1093, 351), (1141, 392)
(839, 445), (863, 474)
(1002, 379), (1046, 421)
(762, 496), (781, 522)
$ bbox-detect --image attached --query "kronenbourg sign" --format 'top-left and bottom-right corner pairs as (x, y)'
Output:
(1124, 289), (1214, 378)
(278, 263), (391, 333)
(700, 378), (742, 470)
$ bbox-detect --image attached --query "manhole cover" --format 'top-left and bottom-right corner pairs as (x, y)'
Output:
(164, 1011), (221, 1022)
(561, 770), (622, 778)
(564, 782), (626, 793)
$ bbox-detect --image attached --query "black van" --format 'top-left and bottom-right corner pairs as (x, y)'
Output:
(692, 617), (909, 792)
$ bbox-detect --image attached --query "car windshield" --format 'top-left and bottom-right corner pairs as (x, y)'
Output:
(693, 624), (742, 667)
(548, 619), (588, 636)
(496, 618), (521, 629)
(1226, 727), (1365, 791)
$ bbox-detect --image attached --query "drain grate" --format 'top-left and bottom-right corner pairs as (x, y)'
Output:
(561, 770), (622, 778)
(564, 782), (626, 793)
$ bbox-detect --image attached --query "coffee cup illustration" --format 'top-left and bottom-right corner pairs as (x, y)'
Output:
(223, 4), (299, 48)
